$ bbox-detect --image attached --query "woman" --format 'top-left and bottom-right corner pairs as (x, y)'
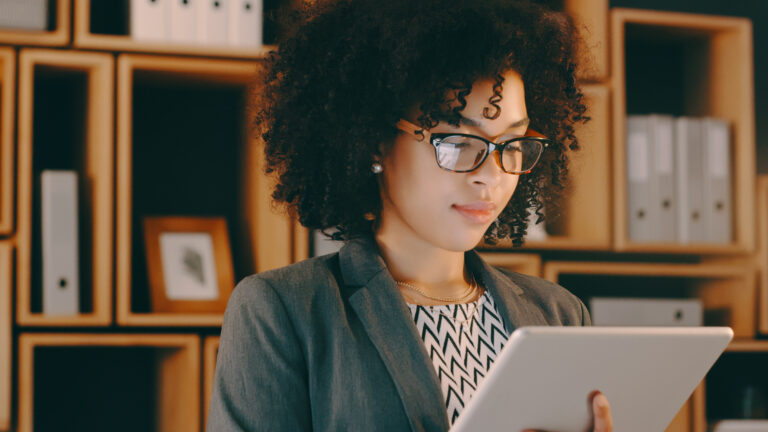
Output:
(208, 0), (613, 430)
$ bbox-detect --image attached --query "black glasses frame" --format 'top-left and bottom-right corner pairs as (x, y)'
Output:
(429, 132), (550, 174)
(395, 118), (551, 175)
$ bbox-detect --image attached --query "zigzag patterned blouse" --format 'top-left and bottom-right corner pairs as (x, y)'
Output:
(406, 289), (510, 426)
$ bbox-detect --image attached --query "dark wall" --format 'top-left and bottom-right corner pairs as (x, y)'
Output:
(609, 0), (768, 172)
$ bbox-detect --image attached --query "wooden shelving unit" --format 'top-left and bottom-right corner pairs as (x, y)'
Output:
(610, 8), (755, 254)
(477, 252), (542, 277)
(114, 54), (300, 326)
(16, 48), (114, 327)
(203, 335), (220, 430)
(0, 48), (13, 236)
(72, 0), (277, 59)
(543, 260), (757, 338)
(698, 340), (768, 430)
(488, 83), (613, 251)
(17, 333), (201, 432)
(756, 176), (768, 335)
(0, 0), (69, 47)
(0, 241), (12, 432)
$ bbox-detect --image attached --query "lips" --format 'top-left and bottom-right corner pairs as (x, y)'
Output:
(452, 201), (497, 224)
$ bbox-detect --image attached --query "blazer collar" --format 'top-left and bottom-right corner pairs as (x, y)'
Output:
(339, 234), (547, 432)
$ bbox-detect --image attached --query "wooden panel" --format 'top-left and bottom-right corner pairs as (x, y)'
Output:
(477, 252), (542, 278)
(665, 397), (692, 432)
(16, 49), (114, 326)
(0, 242), (12, 431)
(543, 260), (756, 338)
(0, 49), (14, 236)
(611, 8), (755, 254)
(18, 333), (201, 432)
(0, 0), (69, 46)
(203, 335), (220, 430)
(565, 0), (609, 81)
(756, 176), (768, 335)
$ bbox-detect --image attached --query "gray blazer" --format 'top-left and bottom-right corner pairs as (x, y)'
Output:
(207, 234), (590, 432)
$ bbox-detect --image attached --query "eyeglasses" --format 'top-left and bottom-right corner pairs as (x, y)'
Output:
(395, 118), (550, 175)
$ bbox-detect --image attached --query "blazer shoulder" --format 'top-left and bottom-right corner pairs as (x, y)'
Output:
(493, 266), (591, 326)
(229, 252), (343, 314)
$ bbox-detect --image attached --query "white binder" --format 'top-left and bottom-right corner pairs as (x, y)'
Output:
(589, 297), (703, 327)
(675, 117), (707, 243)
(524, 206), (547, 242)
(0, 0), (48, 30)
(41, 170), (79, 316)
(200, 0), (229, 45)
(626, 115), (653, 242)
(702, 117), (732, 244)
(312, 229), (344, 257)
(229, 0), (263, 47)
(648, 114), (677, 242)
(130, 0), (170, 42)
(170, 0), (200, 44)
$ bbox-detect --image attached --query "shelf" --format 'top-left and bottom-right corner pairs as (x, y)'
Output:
(703, 344), (768, 428)
(17, 333), (201, 432)
(203, 335), (220, 429)
(756, 176), (768, 335)
(479, 84), (612, 251)
(543, 260), (758, 338)
(0, 0), (69, 46)
(73, 0), (285, 59)
(0, 48), (13, 236)
(0, 241), (12, 431)
(16, 49), (114, 326)
(477, 252), (542, 277)
(611, 8), (756, 254)
(115, 54), (298, 326)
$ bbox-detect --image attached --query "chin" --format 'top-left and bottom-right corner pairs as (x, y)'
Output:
(431, 227), (489, 252)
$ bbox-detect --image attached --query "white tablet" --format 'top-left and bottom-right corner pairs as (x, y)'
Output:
(450, 326), (733, 432)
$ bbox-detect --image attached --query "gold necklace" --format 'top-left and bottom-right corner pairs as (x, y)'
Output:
(396, 275), (477, 303)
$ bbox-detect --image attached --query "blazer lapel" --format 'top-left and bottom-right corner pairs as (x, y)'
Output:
(464, 249), (550, 330)
(338, 235), (549, 432)
(340, 235), (450, 432)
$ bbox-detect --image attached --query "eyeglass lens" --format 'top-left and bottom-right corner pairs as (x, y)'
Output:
(435, 135), (541, 173)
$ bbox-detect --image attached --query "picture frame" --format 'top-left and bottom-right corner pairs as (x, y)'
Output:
(143, 216), (235, 314)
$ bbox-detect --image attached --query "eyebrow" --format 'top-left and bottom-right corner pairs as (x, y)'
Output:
(460, 115), (530, 130)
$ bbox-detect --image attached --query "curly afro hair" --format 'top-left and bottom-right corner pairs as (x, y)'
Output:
(253, 0), (590, 247)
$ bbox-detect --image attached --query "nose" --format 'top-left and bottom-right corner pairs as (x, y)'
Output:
(468, 148), (504, 187)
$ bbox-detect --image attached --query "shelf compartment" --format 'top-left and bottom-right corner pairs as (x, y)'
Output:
(702, 341), (768, 429)
(611, 8), (755, 254)
(0, 0), (69, 46)
(116, 54), (297, 326)
(543, 260), (757, 338)
(0, 49), (14, 236)
(756, 176), (768, 335)
(479, 84), (612, 251)
(203, 335), (220, 429)
(0, 241), (12, 431)
(477, 252), (542, 277)
(17, 333), (201, 432)
(16, 49), (114, 326)
(73, 0), (287, 59)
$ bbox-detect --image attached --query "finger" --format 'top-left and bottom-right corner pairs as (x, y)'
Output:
(591, 392), (613, 432)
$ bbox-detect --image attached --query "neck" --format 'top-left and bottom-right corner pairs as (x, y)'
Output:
(374, 228), (472, 299)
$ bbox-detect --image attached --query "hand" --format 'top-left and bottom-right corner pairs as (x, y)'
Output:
(521, 390), (613, 432)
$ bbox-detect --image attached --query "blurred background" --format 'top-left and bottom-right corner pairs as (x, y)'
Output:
(0, 0), (766, 431)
